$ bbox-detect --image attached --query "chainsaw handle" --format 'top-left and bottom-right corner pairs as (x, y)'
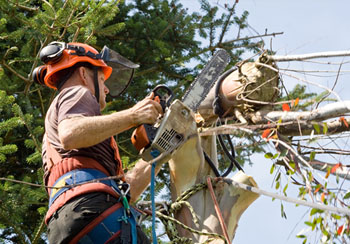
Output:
(152, 85), (174, 112)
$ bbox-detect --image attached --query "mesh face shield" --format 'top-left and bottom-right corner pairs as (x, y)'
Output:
(100, 46), (139, 97)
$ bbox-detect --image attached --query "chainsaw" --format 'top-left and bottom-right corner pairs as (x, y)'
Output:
(131, 49), (230, 161)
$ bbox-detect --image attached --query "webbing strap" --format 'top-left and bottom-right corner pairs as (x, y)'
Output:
(49, 169), (123, 207)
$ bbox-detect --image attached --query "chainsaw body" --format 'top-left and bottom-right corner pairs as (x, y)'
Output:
(134, 99), (197, 161)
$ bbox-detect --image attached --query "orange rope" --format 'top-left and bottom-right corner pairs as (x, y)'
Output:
(206, 177), (231, 244)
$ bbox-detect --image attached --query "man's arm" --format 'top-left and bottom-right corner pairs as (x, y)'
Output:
(58, 93), (162, 150)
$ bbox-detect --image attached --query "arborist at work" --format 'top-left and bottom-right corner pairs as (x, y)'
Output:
(34, 42), (165, 243)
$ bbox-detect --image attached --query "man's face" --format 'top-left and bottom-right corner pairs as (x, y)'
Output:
(85, 68), (109, 110)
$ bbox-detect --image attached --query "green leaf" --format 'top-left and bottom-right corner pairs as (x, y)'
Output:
(323, 123), (328, 134)
(264, 152), (273, 159)
(304, 221), (314, 227)
(280, 203), (287, 219)
(310, 151), (316, 161)
(289, 161), (296, 169)
(275, 181), (280, 190)
(270, 164), (275, 174)
(310, 208), (324, 216)
(283, 184), (288, 196)
(331, 214), (341, 220)
(313, 123), (320, 134)
(344, 192), (350, 199)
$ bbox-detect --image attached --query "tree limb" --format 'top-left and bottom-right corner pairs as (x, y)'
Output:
(223, 31), (284, 45)
(307, 159), (350, 180)
(249, 101), (350, 124)
(269, 50), (350, 62)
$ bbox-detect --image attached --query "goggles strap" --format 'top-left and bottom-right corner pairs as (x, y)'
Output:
(57, 69), (75, 91)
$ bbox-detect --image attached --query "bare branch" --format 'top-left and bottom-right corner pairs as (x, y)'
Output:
(269, 50), (350, 62)
(256, 62), (342, 101)
(308, 160), (350, 180)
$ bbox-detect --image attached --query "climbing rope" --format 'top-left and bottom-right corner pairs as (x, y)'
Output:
(156, 211), (227, 244)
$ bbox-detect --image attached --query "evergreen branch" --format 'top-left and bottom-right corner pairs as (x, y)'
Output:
(31, 217), (46, 244)
(14, 3), (39, 12)
(217, 4), (236, 45)
(1, 60), (30, 83)
(72, 25), (81, 42)
(14, 107), (42, 153)
(135, 9), (186, 62)
(223, 31), (284, 45)
(0, 207), (28, 244)
(59, 4), (78, 40)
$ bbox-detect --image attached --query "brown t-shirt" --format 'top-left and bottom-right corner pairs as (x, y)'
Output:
(42, 85), (118, 184)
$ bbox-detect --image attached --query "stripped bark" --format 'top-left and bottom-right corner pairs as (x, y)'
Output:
(168, 116), (259, 243)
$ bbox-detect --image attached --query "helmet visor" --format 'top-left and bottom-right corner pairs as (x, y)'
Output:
(101, 46), (139, 97)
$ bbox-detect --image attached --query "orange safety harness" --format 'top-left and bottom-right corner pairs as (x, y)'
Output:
(44, 135), (124, 224)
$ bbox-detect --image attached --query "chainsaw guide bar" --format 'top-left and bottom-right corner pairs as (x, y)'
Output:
(181, 49), (230, 112)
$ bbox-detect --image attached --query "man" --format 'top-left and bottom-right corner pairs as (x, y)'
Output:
(35, 42), (164, 243)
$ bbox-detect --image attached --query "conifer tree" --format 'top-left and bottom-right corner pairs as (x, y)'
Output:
(0, 0), (259, 242)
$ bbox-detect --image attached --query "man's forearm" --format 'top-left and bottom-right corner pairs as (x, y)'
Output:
(58, 93), (162, 150)
(124, 159), (162, 203)
(58, 109), (136, 150)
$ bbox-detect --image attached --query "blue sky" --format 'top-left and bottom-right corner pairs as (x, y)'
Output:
(182, 0), (350, 243)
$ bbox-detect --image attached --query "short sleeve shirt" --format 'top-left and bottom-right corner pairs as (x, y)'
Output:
(42, 85), (118, 183)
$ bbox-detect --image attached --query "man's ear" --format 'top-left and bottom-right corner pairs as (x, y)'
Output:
(78, 66), (88, 85)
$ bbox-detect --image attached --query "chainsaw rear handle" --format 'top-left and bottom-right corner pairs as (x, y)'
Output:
(131, 85), (174, 152)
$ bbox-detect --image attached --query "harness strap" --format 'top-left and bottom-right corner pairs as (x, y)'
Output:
(49, 169), (125, 207)
(70, 202), (124, 244)
(44, 133), (62, 172)
(50, 169), (137, 244)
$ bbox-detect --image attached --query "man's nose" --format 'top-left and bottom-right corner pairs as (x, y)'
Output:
(104, 84), (109, 94)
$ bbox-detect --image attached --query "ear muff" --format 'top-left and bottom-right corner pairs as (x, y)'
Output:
(39, 43), (65, 64)
(33, 65), (47, 86)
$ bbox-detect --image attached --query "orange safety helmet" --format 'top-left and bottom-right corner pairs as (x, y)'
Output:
(40, 42), (112, 89)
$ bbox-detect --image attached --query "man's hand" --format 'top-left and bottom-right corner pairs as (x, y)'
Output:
(129, 92), (163, 127)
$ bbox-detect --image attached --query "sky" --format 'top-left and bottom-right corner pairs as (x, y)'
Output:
(181, 0), (350, 243)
